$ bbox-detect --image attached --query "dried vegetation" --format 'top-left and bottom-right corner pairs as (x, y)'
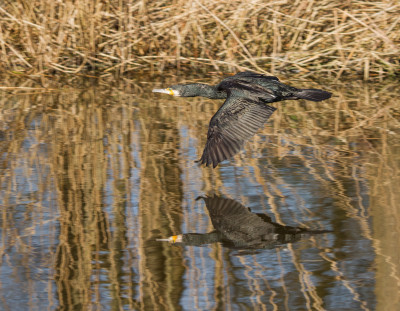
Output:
(0, 0), (399, 79)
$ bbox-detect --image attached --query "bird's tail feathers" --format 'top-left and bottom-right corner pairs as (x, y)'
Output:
(296, 89), (332, 102)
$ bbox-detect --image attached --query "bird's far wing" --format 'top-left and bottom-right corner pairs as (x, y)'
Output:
(197, 95), (276, 167)
(200, 195), (267, 227)
(218, 77), (279, 103)
(200, 195), (250, 218)
(233, 71), (280, 81)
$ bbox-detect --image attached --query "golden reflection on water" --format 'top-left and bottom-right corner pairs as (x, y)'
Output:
(0, 76), (399, 310)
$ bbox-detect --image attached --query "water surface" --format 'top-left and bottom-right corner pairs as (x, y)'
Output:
(0, 76), (399, 310)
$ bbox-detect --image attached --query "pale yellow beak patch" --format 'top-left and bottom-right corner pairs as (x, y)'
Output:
(170, 235), (178, 243)
(156, 234), (183, 243)
(152, 88), (174, 96)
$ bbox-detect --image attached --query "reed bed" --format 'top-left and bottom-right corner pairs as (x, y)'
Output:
(0, 0), (399, 80)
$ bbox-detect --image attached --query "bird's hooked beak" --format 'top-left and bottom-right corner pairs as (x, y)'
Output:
(152, 88), (180, 96)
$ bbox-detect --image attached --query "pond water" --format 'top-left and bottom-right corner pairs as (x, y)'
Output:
(0, 75), (399, 310)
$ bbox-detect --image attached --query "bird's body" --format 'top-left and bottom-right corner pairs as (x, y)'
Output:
(153, 71), (332, 167)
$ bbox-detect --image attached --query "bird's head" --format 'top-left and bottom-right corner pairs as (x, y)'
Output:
(152, 84), (189, 97)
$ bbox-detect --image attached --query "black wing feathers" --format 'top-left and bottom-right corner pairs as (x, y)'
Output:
(230, 71), (280, 81)
(295, 89), (332, 102)
(217, 79), (278, 102)
(195, 71), (330, 168)
(197, 95), (276, 168)
(199, 195), (277, 235)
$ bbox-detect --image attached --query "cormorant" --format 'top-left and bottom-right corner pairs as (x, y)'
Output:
(153, 71), (332, 168)
(157, 195), (330, 249)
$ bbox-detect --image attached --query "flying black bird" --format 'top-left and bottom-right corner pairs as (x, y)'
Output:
(157, 195), (330, 249)
(153, 71), (332, 168)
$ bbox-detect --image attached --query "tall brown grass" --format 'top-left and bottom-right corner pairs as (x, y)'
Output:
(0, 0), (399, 80)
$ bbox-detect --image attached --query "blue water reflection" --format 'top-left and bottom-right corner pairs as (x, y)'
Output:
(1, 80), (399, 310)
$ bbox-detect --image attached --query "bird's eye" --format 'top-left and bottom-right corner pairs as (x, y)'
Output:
(166, 88), (174, 95)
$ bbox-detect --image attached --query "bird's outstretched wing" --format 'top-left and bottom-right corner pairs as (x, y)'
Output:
(196, 91), (276, 167)
(198, 195), (274, 231)
(232, 71), (280, 81)
(217, 77), (279, 103)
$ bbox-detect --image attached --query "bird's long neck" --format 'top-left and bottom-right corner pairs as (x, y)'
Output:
(187, 83), (227, 99)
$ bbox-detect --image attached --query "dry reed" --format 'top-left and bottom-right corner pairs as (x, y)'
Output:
(0, 0), (399, 80)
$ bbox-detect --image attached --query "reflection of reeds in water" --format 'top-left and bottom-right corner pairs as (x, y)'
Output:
(51, 89), (112, 309)
(153, 77), (400, 309)
(368, 129), (400, 310)
(0, 76), (399, 309)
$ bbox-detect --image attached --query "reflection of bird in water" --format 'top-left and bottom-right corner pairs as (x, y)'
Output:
(153, 71), (332, 167)
(157, 195), (330, 249)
